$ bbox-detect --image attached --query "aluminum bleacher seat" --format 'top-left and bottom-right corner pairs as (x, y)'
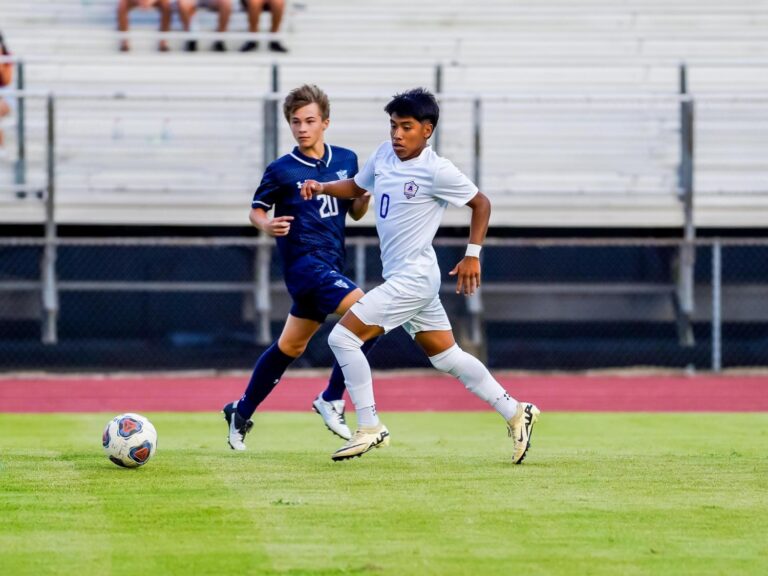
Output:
(1, 0), (767, 227)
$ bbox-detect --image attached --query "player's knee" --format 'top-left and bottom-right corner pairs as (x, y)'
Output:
(429, 344), (463, 376)
(277, 338), (306, 358)
(429, 344), (486, 381)
(328, 324), (364, 353)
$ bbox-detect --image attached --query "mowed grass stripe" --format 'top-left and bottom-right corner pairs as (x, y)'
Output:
(0, 416), (113, 574)
(0, 413), (766, 576)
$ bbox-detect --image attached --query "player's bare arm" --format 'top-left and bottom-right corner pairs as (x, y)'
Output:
(300, 178), (367, 201)
(248, 207), (294, 237)
(349, 192), (372, 221)
(449, 191), (491, 296)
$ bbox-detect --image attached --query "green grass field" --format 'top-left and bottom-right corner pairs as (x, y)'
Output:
(1, 412), (766, 576)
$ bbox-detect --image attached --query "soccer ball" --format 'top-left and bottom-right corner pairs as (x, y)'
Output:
(102, 413), (157, 468)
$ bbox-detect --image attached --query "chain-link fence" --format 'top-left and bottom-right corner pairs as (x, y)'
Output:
(1, 236), (766, 372)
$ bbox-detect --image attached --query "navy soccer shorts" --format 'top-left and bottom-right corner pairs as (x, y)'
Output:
(285, 256), (359, 323)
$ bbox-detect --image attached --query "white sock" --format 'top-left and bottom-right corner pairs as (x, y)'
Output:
(429, 344), (518, 421)
(328, 324), (380, 427)
(356, 405), (379, 428)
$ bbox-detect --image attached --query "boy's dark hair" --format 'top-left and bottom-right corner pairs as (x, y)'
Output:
(384, 88), (439, 129)
(283, 84), (330, 122)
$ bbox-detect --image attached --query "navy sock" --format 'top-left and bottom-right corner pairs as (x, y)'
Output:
(237, 342), (296, 419)
(321, 336), (379, 402)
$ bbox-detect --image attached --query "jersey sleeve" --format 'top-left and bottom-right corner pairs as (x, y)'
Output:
(251, 163), (280, 210)
(354, 142), (386, 191)
(431, 159), (479, 207)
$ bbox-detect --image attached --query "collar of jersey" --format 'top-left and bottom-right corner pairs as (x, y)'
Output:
(395, 144), (431, 166)
(290, 144), (332, 168)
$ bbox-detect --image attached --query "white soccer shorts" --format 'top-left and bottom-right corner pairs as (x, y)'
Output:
(350, 280), (452, 337)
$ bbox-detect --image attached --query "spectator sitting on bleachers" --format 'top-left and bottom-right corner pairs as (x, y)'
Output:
(0, 32), (13, 151)
(240, 0), (288, 53)
(117, 0), (172, 52)
(178, 0), (233, 52)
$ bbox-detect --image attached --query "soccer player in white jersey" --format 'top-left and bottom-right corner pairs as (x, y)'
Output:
(300, 88), (540, 463)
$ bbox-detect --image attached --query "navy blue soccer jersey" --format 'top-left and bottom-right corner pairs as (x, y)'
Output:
(251, 143), (358, 276)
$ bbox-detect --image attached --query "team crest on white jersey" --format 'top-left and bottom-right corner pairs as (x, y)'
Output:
(336, 170), (348, 180)
(404, 181), (419, 199)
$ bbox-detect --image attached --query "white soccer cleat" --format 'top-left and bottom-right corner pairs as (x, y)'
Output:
(331, 424), (390, 461)
(312, 395), (352, 440)
(222, 401), (254, 451)
(507, 402), (540, 464)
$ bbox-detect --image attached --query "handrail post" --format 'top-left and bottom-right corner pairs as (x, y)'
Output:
(472, 97), (482, 189)
(675, 63), (695, 346)
(262, 63), (280, 168)
(466, 290), (485, 361)
(354, 239), (366, 291)
(432, 63), (443, 154)
(711, 240), (722, 372)
(14, 60), (26, 189)
(468, 97), (486, 358)
(255, 235), (272, 345)
(262, 96), (278, 171)
(272, 63), (280, 155)
(41, 93), (58, 345)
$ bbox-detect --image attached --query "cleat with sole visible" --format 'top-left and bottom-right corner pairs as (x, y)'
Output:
(331, 424), (390, 461)
(507, 402), (540, 464)
(312, 395), (352, 440)
(222, 401), (254, 451)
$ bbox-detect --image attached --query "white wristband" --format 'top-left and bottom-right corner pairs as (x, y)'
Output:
(465, 243), (482, 258)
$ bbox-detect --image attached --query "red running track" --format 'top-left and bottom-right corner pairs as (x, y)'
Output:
(1, 373), (767, 413)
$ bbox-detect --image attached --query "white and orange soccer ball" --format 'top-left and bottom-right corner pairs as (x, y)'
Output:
(102, 413), (157, 468)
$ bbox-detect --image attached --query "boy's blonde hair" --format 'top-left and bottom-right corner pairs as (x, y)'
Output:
(283, 84), (330, 122)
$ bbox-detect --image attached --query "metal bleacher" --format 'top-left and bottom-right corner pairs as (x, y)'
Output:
(0, 0), (767, 228)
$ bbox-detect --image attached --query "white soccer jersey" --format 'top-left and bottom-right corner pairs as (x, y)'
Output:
(354, 142), (478, 295)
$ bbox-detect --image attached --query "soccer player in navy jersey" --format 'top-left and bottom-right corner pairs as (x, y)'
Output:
(222, 84), (374, 450)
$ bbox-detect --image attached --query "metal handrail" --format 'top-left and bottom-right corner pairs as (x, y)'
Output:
(6, 55), (768, 67)
(7, 88), (768, 103)
(4, 236), (768, 248)
(0, 88), (702, 102)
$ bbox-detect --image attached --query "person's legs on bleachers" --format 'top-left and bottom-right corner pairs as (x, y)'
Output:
(116, 0), (171, 52)
(240, 0), (287, 53)
(266, 0), (287, 52)
(179, 0), (232, 52)
(156, 0), (172, 52)
(0, 97), (9, 148)
(116, 0), (138, 52)
(240, 0), (264, 52)
(210, 0), (232, 51)
(177, 0), (198, 51)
